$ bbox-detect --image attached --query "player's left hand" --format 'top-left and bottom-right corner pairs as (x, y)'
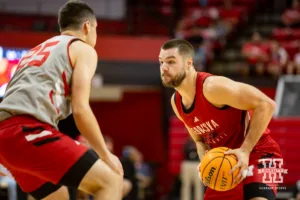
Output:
(198, 150), (209, 186)
(224, 148), (250, 184)
(198, 163), (208, 186)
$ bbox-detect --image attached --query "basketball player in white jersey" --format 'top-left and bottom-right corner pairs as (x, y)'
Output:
(0, 1), (123, 200)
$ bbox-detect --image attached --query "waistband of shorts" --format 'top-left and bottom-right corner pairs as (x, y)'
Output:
(0, 115), (45, 128)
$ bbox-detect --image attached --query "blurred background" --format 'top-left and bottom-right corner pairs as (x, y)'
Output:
(0, 0), (300, 200)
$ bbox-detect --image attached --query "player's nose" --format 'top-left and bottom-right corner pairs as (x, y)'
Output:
(161, 63), (168, 72)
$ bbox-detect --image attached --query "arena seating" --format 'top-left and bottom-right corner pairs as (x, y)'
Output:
(272, 28), (300, 59)
(0, 13), (129, 35)
(0, 0), (258, 37)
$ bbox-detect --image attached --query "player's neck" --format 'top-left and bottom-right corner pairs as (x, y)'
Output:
(175, 70), (197, 103)
(61, 31), (85, 41)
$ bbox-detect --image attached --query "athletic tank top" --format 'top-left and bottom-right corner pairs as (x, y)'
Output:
(0, 35), (80, 128)
(175, 72), (270, 149)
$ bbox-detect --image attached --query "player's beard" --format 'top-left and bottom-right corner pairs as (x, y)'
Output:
(161, 70), (186, 88)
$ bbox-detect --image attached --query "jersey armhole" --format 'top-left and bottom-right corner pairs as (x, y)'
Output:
(67, 38), (83, 68)
(173, 92), (177, 107)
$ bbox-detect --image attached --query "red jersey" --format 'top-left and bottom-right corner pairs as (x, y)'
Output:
(175, 72), (270, 149)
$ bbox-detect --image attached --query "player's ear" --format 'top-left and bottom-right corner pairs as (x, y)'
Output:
(83, 21), (91, 34)
(186, 57), (193, 70)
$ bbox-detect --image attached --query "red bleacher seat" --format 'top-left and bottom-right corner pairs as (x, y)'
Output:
(273, 28), (291, 41)
(183, 5), (247, 29)
(183, 7), (203, 17)
(279, 41), (299, 58)
(183, 7), (213, 27)
(207, 0), (255, 13)
(291, 29), (300, 40)
(218, 6), (246, 22)
(269, 27), (300, 41)
(160, 6), (173, 16)
(233, 0), (255, 10)
(158, 0), (173, 5)
(183, 0), (199, 6)
(207, 0), (224, 6)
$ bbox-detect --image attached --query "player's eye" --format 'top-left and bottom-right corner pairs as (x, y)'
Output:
(168, 61), (175, 64)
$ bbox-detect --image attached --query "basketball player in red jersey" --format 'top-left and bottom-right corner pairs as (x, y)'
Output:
(159, 39), (282, 200)
(0, 1), (123, 200)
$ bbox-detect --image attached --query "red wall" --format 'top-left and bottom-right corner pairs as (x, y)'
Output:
(90, 90), (166, 163)
(90, 90), (172, 197)
(259, 87), (276, 99)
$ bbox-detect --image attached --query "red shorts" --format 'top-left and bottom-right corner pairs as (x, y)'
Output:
(204, 134), (283, 200)
(0, 115), (98, 199)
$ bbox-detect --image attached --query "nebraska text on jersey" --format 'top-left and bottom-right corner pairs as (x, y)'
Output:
(191, 119), (227, 144)
(191, 119), (219, 134)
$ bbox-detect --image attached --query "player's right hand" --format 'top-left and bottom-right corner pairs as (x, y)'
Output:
(225, 148), (250, 184)
(103, 152), (124, 176)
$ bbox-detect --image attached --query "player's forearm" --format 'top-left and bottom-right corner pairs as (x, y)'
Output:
(196, 141), (209, 160)
(241, 101), (276, 153)
(187, 128), (209, 160)
(73, 105), (109, 159)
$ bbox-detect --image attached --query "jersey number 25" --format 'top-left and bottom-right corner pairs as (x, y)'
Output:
(17, 41), (60, 70)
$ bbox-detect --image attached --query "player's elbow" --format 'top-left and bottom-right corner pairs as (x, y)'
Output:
(261, 99), (277, 113)
(267, 98), (276, 110)
(72, 102), (90, 116)
(72, 108), (85, 117)
(270, 100), (277, 111)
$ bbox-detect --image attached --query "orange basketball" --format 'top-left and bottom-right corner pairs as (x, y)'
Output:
(199, 147), (240, 191)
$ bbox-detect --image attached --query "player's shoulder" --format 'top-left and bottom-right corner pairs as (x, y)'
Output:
(69, 40), (97, 55)
(69, 40), (97, 67)
(203, 75), (234, 94)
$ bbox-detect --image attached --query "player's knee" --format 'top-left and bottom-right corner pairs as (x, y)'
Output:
(42, 186), (69, 200)
(122, 179), (132, 197)
(94, 175), (122, 196)
(79, 159), (123, 195)
(105, 172), (123, 190)
(82, 171), (122, 195)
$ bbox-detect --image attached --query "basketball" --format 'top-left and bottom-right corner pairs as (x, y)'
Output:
(199, 147), (240, 191)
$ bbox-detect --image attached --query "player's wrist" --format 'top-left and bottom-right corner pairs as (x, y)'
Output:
(240, 145), (251, 155)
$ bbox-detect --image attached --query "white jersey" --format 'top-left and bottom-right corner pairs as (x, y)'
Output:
(0, 35), (80, 128)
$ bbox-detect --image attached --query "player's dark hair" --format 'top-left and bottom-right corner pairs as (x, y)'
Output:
(58, 0), (96, 31)
(161, 39), (195, 58)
